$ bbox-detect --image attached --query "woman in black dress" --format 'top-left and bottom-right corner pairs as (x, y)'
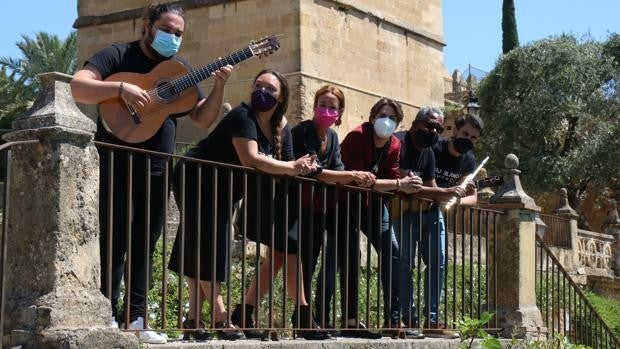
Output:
(169, 69), (317, 340)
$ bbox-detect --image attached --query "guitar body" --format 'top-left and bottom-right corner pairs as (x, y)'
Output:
(99, 59), (199, 143)
(96, 35), (281, 143)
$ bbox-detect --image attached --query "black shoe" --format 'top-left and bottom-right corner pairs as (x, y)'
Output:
(381, 321), (402, 339)
(291, 305), (330, 340)
(402, 328), (425, 339)
(423, 321), (458, 339)
(230, 304), (267, 339)
(182, 318), (212, 341)
(320, 323), (341, 337)
(341, 321), (382, 339)
(214, 320), (245, 341)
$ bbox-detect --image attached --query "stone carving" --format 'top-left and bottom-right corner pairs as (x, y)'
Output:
(490, 154), (540, 211)
(554, 188), (578, 217)
(576, 236), (614, 270)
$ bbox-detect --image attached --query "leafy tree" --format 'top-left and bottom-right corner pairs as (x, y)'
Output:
(502, 0), (520, 53)
(604, 33), (620, 67)
(0, 68), (29, 129)
(0, 31), (77, 123)
(478, 34), (620, 227)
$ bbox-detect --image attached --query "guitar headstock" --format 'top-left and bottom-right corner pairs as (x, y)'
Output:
(249, 35), (281, 58)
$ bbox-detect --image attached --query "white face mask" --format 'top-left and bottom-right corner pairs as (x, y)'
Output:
(373, 117), (397, 138)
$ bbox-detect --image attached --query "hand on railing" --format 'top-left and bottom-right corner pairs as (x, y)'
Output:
(349, 171), (376, 188)
(293, 154), (318, 176)
(399, 173), (423, 194)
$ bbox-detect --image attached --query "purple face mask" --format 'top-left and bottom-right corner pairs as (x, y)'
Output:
(313, 106), (340, 128)
(250, 89), (278, 112)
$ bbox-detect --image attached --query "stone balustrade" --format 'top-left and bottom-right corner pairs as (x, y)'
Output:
(576, 229), (615, 272)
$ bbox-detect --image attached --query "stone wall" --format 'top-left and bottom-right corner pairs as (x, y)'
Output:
(75, 0), (445, 143)
(298, 0), (445, 139)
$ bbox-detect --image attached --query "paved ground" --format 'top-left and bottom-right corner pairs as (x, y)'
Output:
(142, 337), (482, 349)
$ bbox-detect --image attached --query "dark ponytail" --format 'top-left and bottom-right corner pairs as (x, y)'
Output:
(142, 2), (185, 35)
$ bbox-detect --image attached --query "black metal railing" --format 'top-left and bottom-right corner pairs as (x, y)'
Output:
(536, 235), (619, 348)
(92, 142), (501, 339)
(539, 213), (572, 249)
(1, 141), (502, 343)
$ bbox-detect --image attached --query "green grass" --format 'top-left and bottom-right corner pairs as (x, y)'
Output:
(584, 290), (620, 339)
(141, 236), (492, 334)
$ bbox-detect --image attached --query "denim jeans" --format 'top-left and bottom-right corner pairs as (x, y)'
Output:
(338, 196), (401, 325)
(393, 206), (445, 325)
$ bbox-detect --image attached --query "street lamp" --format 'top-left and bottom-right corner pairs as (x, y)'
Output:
(464, 90), (480, 116)
(535, 213), (547, 240)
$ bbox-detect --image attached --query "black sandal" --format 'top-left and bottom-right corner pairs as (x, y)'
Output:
(214, 320), (245, 341)
(182, 318), (212, 341)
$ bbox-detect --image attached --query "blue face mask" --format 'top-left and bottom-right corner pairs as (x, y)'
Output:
(150, 29), (182, 57)
(373, 117), (397, 139)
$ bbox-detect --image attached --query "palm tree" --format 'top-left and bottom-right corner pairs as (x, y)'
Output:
(0, 31), (77, 122)
(0, 67), (29, 129)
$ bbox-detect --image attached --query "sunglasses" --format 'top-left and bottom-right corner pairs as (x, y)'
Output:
(419, 121), (444, 133)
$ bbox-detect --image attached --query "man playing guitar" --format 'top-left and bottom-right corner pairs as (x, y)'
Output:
(70, 3), (232, 344)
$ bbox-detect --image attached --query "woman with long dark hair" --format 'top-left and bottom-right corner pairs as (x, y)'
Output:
(169, 69), (318, 340)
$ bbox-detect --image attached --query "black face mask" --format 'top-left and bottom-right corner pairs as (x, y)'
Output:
(413, 129), (438, 148)
(251, 89), (278, 112)
(453, 138), (474, 154)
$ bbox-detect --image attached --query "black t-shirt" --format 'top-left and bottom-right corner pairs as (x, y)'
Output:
(395, 130), (435, 182)
(432, 138), (477, 188)
(291, 120), (344, 210)
(194, 102), (293, 164)
(291, 120), (344, 170)
(86, 40), (203, 175)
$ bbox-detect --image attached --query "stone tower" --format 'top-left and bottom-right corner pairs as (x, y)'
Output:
(74, 0), (445, 142)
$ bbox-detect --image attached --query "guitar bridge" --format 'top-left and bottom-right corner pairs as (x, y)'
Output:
(126, 104), (142, 124)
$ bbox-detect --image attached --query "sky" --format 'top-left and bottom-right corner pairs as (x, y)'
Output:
(1, 1), (619, 77)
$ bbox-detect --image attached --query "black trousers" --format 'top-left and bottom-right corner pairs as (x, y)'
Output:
(98, 147), (167, 321)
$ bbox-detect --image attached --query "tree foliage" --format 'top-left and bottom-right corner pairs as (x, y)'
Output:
(478, 34), (620, 216)
(502, 0), (520, 53)
(0, 31), (77, 123)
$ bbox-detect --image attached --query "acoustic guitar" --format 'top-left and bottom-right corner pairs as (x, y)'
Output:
(98, 35), (280, 143)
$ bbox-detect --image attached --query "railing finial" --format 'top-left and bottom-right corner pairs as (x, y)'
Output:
(554, 188), (578, 218)
(489, 153), (540, 211)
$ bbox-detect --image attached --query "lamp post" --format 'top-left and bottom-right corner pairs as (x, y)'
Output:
(535, 213), (547, 240)
(464, 90), (480, 116)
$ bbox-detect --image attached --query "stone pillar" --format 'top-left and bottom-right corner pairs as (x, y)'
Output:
(487, 154), (545, 339)
(554, 188), (580, 271)
(602, 200), (620, 276)
(2, 73), (138, 348)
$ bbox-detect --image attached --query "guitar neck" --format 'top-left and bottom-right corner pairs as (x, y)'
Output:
(167, 46), (254, 94)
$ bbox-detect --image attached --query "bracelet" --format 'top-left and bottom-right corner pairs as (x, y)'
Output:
(396, 178), (401, 191)
(118, 82), (124, 97)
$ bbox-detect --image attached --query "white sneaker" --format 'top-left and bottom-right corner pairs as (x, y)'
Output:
(127, 317), (167, 344)
(109, 316), (119, 329)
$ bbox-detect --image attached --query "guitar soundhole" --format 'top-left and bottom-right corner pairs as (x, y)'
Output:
(155, 79), (178, 104)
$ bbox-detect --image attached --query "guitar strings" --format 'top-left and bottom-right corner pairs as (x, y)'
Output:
(142, 47), (255, 101)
